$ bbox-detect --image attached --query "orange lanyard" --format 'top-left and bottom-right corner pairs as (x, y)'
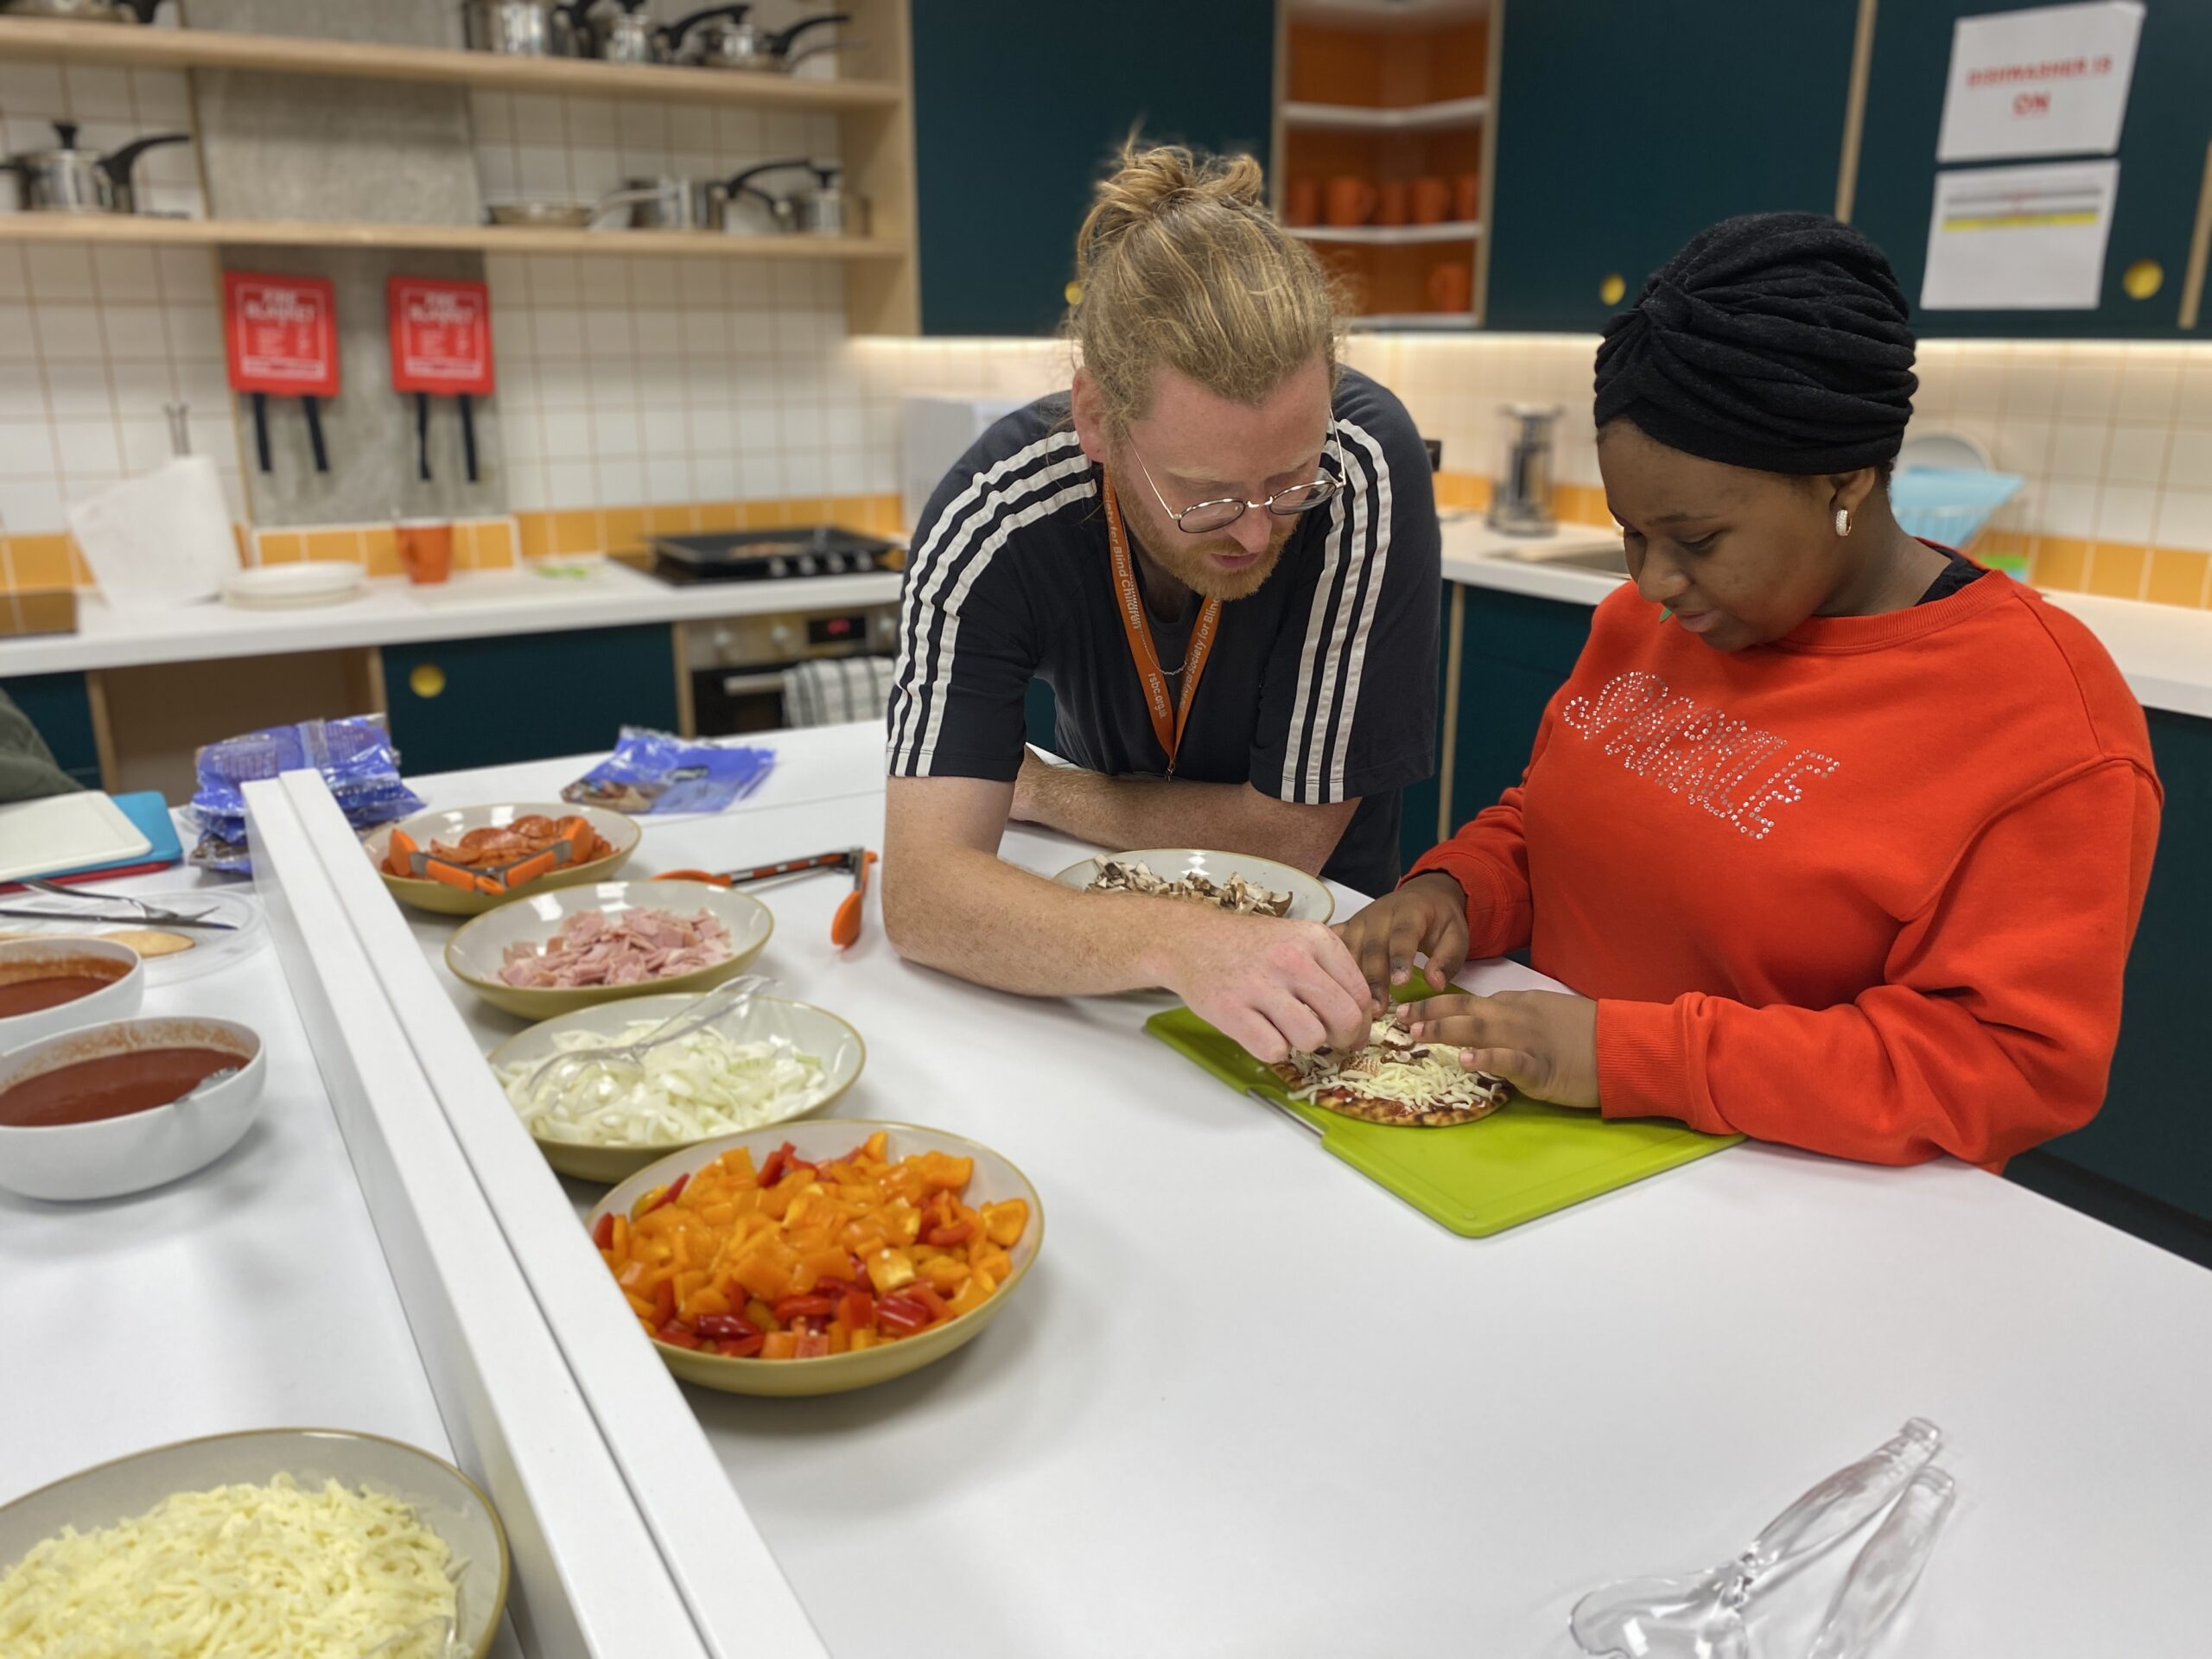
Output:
(1103, 468), (1220, 773)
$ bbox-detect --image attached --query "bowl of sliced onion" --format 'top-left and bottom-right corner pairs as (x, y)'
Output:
(486, 991), (865, 1182)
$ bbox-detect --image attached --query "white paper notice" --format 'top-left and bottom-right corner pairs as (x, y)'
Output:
(1921, 160), (2119, 310)
(1936, 1), (2143, 162)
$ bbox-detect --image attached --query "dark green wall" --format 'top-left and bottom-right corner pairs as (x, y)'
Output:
(1484, 0), (1861, 333)
(911, 0), (1276, 336)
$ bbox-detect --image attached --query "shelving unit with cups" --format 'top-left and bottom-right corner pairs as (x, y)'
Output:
(1273, 2), (1495, 328)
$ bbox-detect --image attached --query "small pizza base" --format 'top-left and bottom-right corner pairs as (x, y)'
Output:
(1267, 1061), (1509, 1128)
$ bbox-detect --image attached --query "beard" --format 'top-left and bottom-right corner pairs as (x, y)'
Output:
(1122, 497), (1300, 602)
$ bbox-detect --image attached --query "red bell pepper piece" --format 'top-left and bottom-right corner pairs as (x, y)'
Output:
(908, 1283), (953, 1323)
(925, 1219), (974, 1247)
(693, 1313), (760, 1344)
(591, 1212), (615, 1250)
(663, 1172), (690, 1206)
(758, 1142), (796, 1185)
(794, 1332), (830, 1359)
(837, 1289), (876, 1331)
(774, 1293), (835, 1325)
(877, 1294), (931, 1338)
(658, 1322), (702, 1351)
(715, 1332), (766, 1358)
(652, 1278), (677, 1325)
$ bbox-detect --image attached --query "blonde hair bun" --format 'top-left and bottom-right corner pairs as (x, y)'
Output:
(1072, 140), (1341, 429)
(1077, 143), (1268, 275)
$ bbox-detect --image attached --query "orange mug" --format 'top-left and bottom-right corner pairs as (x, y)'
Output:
(397, 518), (453, 585)
(1376, 181), (1409, 227)
(1285, 178), (1319, 227)
(1323, 175), (1377, 227)
(1454, 171), (1480, 223)
(1412, 175), (1452, 226)
(1427, 260), (1472, 315)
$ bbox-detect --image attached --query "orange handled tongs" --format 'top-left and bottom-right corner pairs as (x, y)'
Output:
(657, 846), (879, 948)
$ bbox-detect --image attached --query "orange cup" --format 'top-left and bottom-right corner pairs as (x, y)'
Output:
(397, 518), (453, 585)
(1284, 178), (1319, 227)
(1427, 260), (1472, 315)
(1454, 171), (1480, 223)
(1323, 175), (1377, 227)
(1412, 175), (1452, 226)
(1376, 181), (1409, 227)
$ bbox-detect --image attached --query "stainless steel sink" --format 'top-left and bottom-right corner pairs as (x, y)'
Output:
(1533, 543), (1630, 575)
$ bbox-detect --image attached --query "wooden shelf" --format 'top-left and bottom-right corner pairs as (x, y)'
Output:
(0, 213), (906, 260)
(1281, 96), (1488, 133)
(1291, 220), (1482, 246)
(0, 16), (901, 109)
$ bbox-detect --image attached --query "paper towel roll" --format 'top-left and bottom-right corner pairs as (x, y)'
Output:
(67, 456), (238, 612)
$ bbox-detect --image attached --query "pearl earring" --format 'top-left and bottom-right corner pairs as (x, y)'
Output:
(1834, 507), (1853, 537)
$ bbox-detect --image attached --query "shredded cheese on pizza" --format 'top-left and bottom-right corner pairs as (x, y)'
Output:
(0, 1472), (459, 1659)
(1280, 1017), (1510, 1113)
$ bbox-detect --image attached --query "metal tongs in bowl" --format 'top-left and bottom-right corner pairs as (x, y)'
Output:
(519, 973), (770, 1109)
(0, 878), (235, 930)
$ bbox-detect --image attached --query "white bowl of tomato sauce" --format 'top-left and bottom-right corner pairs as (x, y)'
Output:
(0, 1015), (265, 1202)
(0, 938), (144, 1050)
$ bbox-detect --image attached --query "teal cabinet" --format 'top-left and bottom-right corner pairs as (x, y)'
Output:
(1484, 0), (1861, 333)
(1446, 586), (1592, 825)
(909, 1), (1275, 336)
(1853, 2), (2212, 340)
(2032, 709), (2212, 1220)
(1, 671), (102, 790)
(381, 625), (677, 779)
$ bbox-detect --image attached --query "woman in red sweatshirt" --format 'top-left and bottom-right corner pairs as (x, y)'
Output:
(1343, 213), (2162, 1166)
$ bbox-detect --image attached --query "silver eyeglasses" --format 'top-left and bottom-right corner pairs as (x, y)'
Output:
(1127, 428), (1345, 535)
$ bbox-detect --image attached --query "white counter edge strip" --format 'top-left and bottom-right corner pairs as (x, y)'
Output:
(246, 779), (718, 1659)
(276, 771), (830, 1659)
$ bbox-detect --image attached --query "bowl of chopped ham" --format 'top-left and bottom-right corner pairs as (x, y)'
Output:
(444, 880), (774, 1019)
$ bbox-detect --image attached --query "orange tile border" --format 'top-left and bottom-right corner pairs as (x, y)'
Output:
(2085, 541), (2149, 600)
(2030, 536), (2088, 592)
(553, 510), (602, 556)
(2144, 546), (2211, 608)
(362, 525), (403, 579)
(645, 504), (696, 536)
(601, 507), (649, 554)
(6, 534), (73, 590)
(696, 500), (741, 531)
(517, 512), (554, 560)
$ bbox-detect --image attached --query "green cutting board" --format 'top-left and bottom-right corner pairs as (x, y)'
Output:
(1145, 985), (1741, 1237)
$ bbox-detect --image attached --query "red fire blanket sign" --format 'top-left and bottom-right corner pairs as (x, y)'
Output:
(223, 271), (339, 396)
(387, 276), (494, 394)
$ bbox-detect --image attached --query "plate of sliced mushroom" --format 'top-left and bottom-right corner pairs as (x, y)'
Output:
(1052, 848), (1334, 924)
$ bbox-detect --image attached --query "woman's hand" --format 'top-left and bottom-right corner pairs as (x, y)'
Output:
(1333, 871), (1471, 1006)
(1403, 990), (1601, 1109)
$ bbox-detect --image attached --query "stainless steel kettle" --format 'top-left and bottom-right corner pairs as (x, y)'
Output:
(0, 0), (161, 20)
(685, 5), (853, 72)
(3, 121), (190, 214)
(462, 0), (589, 56)
(1488, 404), (1562, 535)
(726, 159), (864, 237)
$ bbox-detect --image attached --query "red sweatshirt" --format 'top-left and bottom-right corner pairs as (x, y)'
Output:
(1408, 572), (2162, 1166)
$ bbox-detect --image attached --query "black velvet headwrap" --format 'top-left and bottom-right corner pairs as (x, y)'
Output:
(1593, 212), (1918, 475)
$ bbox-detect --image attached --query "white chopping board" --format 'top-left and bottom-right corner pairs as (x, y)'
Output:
(0, 793), (154, 884)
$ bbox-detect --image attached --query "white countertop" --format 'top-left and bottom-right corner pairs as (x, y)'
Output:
(1440, 516), (2212, 720)
(0, 559), (904, 678)
(386, 728), (2212, 1657)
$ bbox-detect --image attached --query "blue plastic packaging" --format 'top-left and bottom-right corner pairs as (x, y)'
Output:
(563, 728), (776, 816)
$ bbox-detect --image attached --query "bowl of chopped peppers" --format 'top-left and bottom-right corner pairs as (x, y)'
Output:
(586, 1122), (1040, 1396)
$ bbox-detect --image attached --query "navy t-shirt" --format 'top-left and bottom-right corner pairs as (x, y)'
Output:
(884, 369), (1441, 895)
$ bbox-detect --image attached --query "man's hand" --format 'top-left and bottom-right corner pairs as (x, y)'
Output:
(1332, 871), (1471, 1007)
(1402, 990), (1600, 1109)
(1156, 908), (1374, 1064)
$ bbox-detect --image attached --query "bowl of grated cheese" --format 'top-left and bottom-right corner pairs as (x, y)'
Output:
(0, 1427), (508, 1659)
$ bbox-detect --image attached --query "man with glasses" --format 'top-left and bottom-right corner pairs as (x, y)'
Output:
(880, 143), (1439, 1061)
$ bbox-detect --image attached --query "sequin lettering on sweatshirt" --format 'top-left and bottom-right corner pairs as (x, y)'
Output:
(1560, 671), (1838, 840)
